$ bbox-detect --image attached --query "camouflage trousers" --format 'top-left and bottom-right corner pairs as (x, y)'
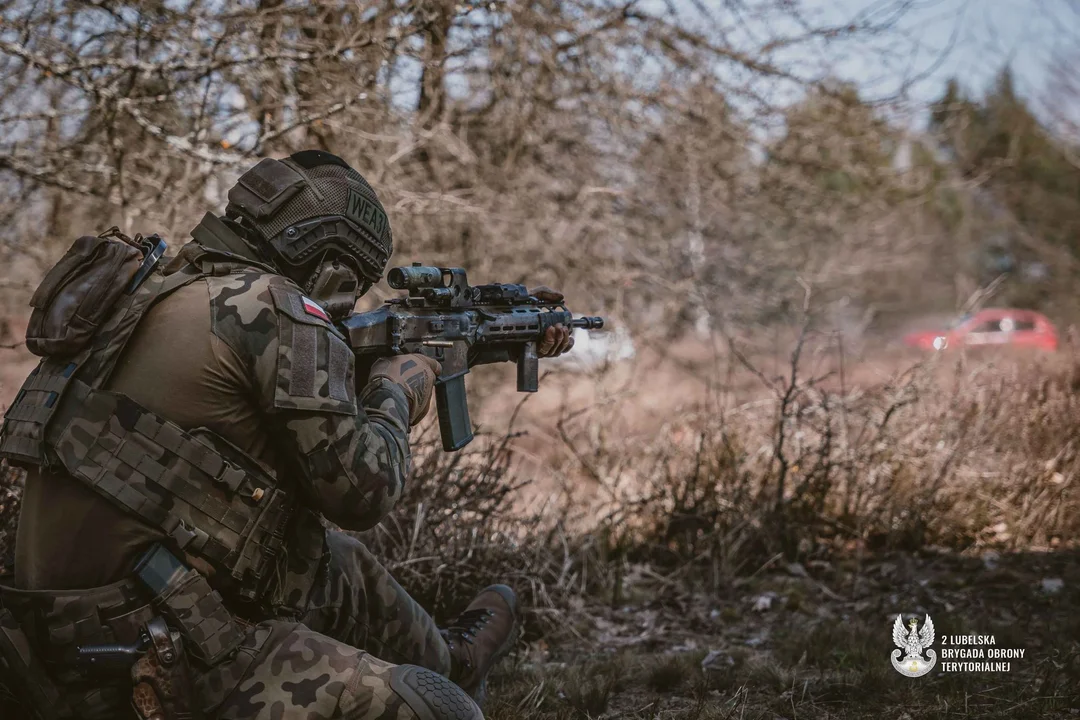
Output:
(210, 530), (457, 719)
(300, 530), (451, 674)
(202, 620), (423, 719)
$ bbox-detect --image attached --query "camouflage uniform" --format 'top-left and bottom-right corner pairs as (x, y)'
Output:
(2, 235), (472, 719)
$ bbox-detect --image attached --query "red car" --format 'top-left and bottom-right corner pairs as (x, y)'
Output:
(903, 308), (1058, 352)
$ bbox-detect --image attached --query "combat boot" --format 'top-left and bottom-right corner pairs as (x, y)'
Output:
(442, 584), (519, 706)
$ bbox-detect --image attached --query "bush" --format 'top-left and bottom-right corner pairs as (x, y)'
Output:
(3, 344), (1078, 628)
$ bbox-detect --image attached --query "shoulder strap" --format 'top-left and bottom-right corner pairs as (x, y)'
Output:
(182, 215), (279, 277)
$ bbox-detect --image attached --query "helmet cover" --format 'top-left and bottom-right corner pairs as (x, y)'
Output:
(225, 150), (392, 287)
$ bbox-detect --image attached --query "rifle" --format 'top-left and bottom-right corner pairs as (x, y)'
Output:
(341, 264), (605, 451)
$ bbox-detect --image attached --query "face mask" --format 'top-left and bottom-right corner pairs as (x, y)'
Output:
(306, 258), (362, 320)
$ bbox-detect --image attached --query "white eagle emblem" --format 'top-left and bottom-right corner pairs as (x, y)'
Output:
(890, 614), (936, 677)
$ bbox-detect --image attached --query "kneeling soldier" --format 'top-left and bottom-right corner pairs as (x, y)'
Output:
(0, 150), (570, 719)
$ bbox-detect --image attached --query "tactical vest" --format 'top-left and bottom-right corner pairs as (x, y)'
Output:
(0, 241), (297, 604)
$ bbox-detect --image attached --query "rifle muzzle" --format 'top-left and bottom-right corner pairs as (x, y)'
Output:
(572, 316), (604, 330)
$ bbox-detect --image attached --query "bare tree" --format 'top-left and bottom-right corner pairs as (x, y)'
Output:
(0, 0), (943, 336)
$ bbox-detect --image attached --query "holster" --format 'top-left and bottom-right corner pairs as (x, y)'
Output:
(127, 544), (242, 720)
(76, 614), (204, 720)
(129, 617), (203, 720)
(71, 543), (245, 720)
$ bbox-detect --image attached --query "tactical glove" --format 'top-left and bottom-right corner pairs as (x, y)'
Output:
(530, 286), (575, 357)
(369, 354), (442, 426)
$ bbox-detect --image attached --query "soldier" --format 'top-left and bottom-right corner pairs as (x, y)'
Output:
(0, 150), (574, 719)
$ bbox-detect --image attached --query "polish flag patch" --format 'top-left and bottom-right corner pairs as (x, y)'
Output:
(301, 296), (330, 321)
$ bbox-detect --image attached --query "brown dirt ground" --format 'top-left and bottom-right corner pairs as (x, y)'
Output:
(487, 547), (1080, 719)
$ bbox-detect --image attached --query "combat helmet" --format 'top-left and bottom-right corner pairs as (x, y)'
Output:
(224, 150), (392, 317)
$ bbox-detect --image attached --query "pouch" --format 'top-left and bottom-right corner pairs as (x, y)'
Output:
(133, 544), (245, 667)
(226, 158), (306, 220)
(25, 229), (143, 358)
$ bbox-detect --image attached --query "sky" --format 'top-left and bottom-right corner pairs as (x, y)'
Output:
(634, 0), (1078, 137)
(199, 1), (1080, 148)
(813, 0), (1077, 125)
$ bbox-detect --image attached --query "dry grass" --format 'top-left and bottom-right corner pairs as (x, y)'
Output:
(2, 338), (1080, 717)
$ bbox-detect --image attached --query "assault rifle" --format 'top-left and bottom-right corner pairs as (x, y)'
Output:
(341, 264), (605, 451)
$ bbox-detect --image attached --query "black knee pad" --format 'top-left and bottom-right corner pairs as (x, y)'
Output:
(389, 665), (483, 720)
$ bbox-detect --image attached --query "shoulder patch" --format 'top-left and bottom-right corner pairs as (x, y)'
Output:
(267, 284), (344, 337)
(268, 279), (356, 416)
(301, 295), (330, 321)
